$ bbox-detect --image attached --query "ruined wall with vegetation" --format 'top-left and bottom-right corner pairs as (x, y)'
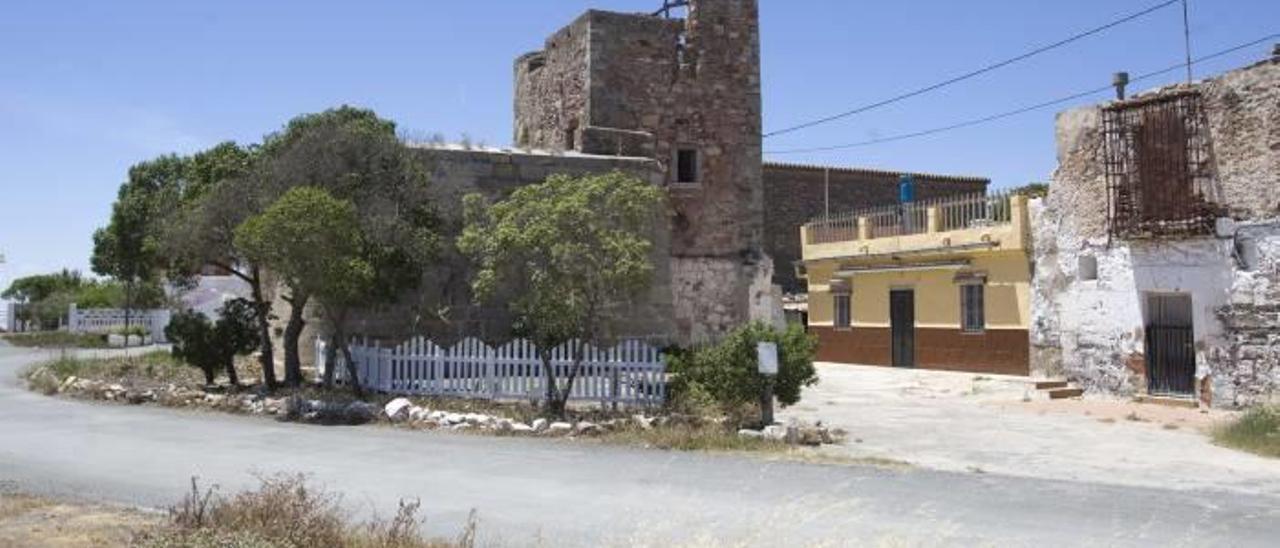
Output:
(1033, 55), (1280, 407)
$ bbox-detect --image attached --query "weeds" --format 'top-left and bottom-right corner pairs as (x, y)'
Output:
(1213, 406), (1280, 458)
(599, 422), (789, 452)
(137, 474), (476, 548)
(1, 331), (108, 348)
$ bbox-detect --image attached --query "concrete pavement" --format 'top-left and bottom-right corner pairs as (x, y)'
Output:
(1, 344), (1278, 546)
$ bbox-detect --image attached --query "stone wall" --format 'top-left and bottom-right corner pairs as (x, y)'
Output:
(762, 162), (989, 293)
(513, 0), (770, 342)
(1033, 55), (1280, 407)
(274, 145), (672, 367)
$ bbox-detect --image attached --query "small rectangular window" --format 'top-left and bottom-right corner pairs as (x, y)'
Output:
(961, 284), (985, 333)
(833, 294), (851, 328)
(675, 148), (699, 184)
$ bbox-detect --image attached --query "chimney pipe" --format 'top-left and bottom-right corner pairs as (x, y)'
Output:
(1113, 72), (1130, 101)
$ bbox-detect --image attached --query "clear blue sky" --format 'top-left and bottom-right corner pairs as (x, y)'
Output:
(1, 0), (1276, 287)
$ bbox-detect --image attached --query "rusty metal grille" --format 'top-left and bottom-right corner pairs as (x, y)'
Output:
(1103, 91), (1220, 239)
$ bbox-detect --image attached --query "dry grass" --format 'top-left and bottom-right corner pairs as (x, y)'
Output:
(135, 475), (476, 548)
(597, 422), (789, 453)
(1213, 406), (1280, 458)
(1, 331), (108, 348)
(0, 493), (160, 547)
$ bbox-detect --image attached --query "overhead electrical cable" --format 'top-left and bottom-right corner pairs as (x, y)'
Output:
(763, 0), (1181, 138)
(765, 34), (1278, 155)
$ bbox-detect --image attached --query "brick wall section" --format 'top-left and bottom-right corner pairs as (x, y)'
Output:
(763, 162), (989, 293)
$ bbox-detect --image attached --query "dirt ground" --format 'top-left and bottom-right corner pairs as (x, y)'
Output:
(780, 363), (1280, 496)
(0, 490), (159, 547)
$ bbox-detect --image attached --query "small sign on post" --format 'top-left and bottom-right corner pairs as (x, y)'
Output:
(757, 342), (779, 426)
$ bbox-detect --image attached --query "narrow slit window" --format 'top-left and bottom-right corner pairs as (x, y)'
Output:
(833, 294), (851, 328)
(960, 284), (985, 333)
(675, 148), (699, 184)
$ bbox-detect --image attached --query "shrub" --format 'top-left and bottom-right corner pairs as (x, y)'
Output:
(1213, 406), (1280, 458)
(669, 322), (819, 414)
(166, 300), (259, 386)
(0, 331), (107, 348)
(137, 475), (474, 548)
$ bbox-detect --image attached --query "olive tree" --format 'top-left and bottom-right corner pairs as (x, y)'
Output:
(235, 187), (375, 395)
(458, 171), (666, 417)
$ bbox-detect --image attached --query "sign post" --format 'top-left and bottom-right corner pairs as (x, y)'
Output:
(756, 342), (779, 426)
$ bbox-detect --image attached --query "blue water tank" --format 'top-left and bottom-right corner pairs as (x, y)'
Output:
(899, 174), (916, 203)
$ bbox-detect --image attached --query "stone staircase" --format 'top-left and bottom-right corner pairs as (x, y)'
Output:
(1033, 379), (1084, 400)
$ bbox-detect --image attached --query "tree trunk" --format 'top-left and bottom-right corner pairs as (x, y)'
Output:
(249, 267), (277, 390)
(201, 365), (216, 386)
(322, 338), (338, 388)
(341, 342), (362, 398)
(225, 356), (240, 387)
(282, 291), (308, 387)
(539, 350), (564, 418)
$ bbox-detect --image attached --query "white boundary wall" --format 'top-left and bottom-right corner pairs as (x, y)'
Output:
(67, 304), (172, 342)
(317, 337), (667, 407)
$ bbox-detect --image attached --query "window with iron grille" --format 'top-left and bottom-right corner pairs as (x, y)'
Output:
(833, 294), (851, 328)
(1103, 91), (1220, 239)
(960, 284), (985, 333)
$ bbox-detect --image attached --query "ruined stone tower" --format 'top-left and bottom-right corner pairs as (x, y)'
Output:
(515, 0), (772, 342)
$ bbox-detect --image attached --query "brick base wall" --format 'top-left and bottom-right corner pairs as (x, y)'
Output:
(811, 326), (1030, 376)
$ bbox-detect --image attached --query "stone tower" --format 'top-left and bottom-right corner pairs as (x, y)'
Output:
(514, 0), (773, 343)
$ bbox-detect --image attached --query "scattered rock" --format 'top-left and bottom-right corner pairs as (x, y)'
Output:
(737, 429), (764, 439)
(344, 401), (377, 424)
(384, 398), (414, 422)
(547, 422), (573, 435)
(452, 423), (474, 431)
(409, 406), (429, 421)
(761, 425), (787, 441)
(511, 423), (534, 434)
(632, 414), (655, 430)
(531, 418), (549, 432)
(444, 413), (465, 425)
(107, 334), (126, 348)
(574, 422), (601, 436)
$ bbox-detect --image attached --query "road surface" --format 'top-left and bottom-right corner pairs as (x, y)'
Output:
(1, 344), (1277, 547)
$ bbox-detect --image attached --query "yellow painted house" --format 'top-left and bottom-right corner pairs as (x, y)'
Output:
(800, 192), (1033, 375)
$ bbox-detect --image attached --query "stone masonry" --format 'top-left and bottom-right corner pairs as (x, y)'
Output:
(515, 1), (766, 342)
(1033, 54), (1280, 407)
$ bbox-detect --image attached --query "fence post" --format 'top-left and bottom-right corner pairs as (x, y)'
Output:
(67, 303), (78, 333)
(857, 216), (870, 240)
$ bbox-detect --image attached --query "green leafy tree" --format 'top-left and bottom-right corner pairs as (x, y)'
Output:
(92, 155), (192, 328)
(166, 299), (261, 386)
(458, 171), (666, 417)
(669, 322), (819, 416)
(160, 142), (283, 390)
(251, 106), (435, 387)
(235, 187), (375, 394)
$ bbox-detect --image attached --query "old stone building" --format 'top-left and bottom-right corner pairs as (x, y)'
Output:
(1032, 52), (1280, 407)
(284, 0), (986, 361)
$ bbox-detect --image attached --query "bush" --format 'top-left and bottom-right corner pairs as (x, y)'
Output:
(668, 322), (819, 414)
(137, 475), (474, 548)
(1213, 406), (1280, 458)
(166, 300), (259, 386)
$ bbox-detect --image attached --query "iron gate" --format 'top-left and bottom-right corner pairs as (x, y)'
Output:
(1145, 294), (1196, 396)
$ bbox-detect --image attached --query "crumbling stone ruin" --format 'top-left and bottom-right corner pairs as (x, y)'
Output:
(1032, 52), (1280, 407)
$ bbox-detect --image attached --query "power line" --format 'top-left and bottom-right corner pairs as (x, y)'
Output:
(763, 0), (1180, 139)
(765, 34), (1278, 156)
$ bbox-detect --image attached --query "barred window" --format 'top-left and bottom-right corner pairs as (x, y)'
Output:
(1103, 91), (1220, 239)
(960, 284), (985, 333)
(833, 294), (851, 328)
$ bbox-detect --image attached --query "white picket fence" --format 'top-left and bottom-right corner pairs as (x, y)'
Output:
(316, 337), (667, 406)
(68, 304), (172, 342)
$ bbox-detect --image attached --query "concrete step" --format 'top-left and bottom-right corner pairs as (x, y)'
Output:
(1034, 380), (1069, 390)
(1048, 387), (1085, 400)
(1134, 394), (1199, 409)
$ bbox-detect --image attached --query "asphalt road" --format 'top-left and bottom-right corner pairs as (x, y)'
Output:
(1, 344), (1277, 547)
